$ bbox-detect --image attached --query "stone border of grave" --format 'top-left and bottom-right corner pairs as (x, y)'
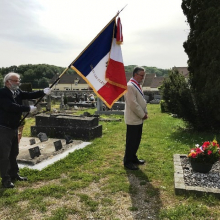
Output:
(173, 154), (220, 198)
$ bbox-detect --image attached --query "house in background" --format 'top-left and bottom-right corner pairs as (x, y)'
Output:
(49, 73), (88, 90)
(142, 74), (156, 91)
(49, 67), (189, 92)
(149, 76), (165, 92)
(142, 74), (166, 92)
(125, 72), (165, 92)
(172, 67), (189, 86)
(173, 67), (189, 78)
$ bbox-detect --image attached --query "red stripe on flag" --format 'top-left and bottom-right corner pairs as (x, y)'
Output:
(98, 82), (126, 108)
(106, 59), (127, 88)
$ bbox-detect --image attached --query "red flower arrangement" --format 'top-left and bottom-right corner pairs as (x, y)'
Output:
(188, 140), (220, 163)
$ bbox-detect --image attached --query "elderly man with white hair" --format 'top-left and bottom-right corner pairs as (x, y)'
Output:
(0, 72), (51, 188)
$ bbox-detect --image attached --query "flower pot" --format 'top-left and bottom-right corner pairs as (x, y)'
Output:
(190, 161), (213, 173)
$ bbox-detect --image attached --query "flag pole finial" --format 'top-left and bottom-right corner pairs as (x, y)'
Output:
(116, 4), (128, 17)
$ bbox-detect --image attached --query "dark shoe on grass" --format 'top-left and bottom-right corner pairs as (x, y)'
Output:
(124, 163), (139, 170)
(11, 175), (28, 181)
(2, 181), (14, 188)
(134, 159), (145, 165)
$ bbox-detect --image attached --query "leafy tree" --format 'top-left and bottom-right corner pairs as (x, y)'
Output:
(0, 66), (18, 77)
(0, 64), (168, 89)
(182, 0), (220, 130)
(38, 77), (49, 88)
(44, 68), (55, 79)
(160, 69), (196, 125)
(16, 64), (32, 75)
(0, 73), (3, 88)
(125, 65), (169, 77)
(31, 79), (39, 88)
(22, 69), (36, 83)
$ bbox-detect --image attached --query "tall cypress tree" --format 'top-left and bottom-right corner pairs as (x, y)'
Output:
(182, 0), (220, 130)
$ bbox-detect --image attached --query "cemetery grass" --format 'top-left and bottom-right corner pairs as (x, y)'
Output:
(1, 105), (220, 219)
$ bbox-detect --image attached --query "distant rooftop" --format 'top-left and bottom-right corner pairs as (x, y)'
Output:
(173, 67), (189, 78)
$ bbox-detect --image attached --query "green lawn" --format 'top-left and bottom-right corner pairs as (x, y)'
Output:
(1, 104), (220, 220)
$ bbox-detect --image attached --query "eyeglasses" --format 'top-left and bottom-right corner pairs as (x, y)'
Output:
(137, 74), (145, 77)
(9, 79), (21, 83)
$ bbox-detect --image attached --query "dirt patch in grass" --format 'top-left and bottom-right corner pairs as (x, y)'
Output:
(0, 173), (165, 219)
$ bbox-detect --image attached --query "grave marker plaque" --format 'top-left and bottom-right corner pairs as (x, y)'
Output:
(29, 138), (36, 145)
(64, 135), (73, 144)
(54, 140), (62, 151)
(29, 146), (41, 159)
(37, 132), (48, 142)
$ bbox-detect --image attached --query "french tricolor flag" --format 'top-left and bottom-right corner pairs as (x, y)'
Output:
(71, 16), (127, 108)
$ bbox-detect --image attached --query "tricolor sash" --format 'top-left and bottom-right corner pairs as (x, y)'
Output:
(130, 79), (144, 97)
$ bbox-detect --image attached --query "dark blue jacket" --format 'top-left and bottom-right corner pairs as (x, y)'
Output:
(0, 87), (44, 129)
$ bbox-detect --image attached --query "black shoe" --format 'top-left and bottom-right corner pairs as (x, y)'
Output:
(134, 159), (145, 165)
(2, 181), (14, 188)
(124, 163), (139, 170)
(11, 175), (28, 181)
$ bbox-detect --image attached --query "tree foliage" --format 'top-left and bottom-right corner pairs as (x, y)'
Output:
(0, 64), (169, 89)
(125, 65), (169, 77)
(0, 73), (3, 88)
(160, 69), (196, 125)
(0, 64), (75, 88)
(181, 0), (220, 130)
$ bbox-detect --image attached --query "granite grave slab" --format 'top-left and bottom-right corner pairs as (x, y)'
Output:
(31, 113), (102, 141)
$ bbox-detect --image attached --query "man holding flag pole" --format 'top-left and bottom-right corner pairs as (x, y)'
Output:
(0, 73), (51, 188)
(19, 7), (129, 174)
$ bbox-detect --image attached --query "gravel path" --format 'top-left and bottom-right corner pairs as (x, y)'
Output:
(181, 158), (220, 189)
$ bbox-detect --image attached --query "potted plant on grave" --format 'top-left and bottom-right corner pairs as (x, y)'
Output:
(188, 139), (220, 173)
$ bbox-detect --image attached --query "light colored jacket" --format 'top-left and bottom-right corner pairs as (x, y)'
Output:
(124, 81), (147, 125)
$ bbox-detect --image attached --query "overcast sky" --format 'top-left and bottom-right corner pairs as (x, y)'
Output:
(0, 0), (189, 69)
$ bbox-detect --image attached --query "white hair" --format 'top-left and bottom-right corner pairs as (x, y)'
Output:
(4, 72), (20, 86)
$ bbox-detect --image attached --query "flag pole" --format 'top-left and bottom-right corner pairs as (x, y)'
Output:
(118, 4), (127, 14)
(19, 6), (127, 126)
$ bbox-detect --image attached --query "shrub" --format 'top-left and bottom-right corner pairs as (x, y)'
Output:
(160, 69), (197, 126)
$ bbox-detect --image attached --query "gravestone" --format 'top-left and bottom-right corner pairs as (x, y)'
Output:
(29, 138), (36, 145)
(53, 140), (62, 151)
(67, 96), (75, 102)
(75, 93), (79, 102)
(83, 112), (91, 117)
(37, 132), (48, 142)
(64, 135), (73, 144)
(144, 95), (149, 103)
(154, 94), (161, 100)
(95, 98), (124, 115)
(31, 113), (102, 141)
(112, 102), (125, 110)
(67, 102), (94, 108)
(97, 98), (103, 112)
(29, 146), (41, 159)
(60, 93), (64, 110)
(46, 94), (51, 111)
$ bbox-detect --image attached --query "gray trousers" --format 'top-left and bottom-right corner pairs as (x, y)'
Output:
(0, 126), (19, 182)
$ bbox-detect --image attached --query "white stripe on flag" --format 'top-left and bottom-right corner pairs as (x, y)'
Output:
(86, 53), (109, 91)
(110, 39), (123, 63)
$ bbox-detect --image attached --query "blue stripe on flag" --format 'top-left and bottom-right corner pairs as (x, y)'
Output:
(72, 19), (115, 77)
